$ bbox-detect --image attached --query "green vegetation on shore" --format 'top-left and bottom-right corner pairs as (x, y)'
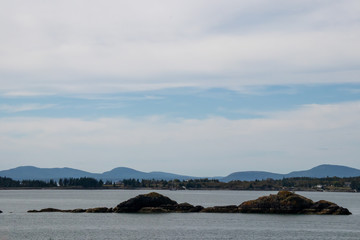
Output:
(1, 176), (359, 192)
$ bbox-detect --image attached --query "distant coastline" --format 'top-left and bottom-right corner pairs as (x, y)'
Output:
(1, 175), (359, 192)
(1, 164), (360, 192)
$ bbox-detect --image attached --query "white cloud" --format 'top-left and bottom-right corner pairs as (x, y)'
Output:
(1, 91), (55, 97)
(0, 0), (359, 94)
(1, 101), (359, 175)
(0, 104), (56, 113)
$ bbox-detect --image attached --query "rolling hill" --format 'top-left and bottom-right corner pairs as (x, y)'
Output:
(221, 164), (360, 182)
(0, 166), (98, 181)
(0, 166), (195, 181)
(284, 164), (360, 179)
(221, 171), (284, 182)
(0, 164), (359, 182)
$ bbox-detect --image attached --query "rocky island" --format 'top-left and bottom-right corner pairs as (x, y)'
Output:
(27, 191), (351, 215)
(238, 191), (351, 215)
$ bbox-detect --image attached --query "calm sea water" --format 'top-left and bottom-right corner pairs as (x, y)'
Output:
(0, 190), (359, 240)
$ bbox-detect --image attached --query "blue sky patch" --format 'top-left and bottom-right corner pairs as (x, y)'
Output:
(1, 83), (359, 120)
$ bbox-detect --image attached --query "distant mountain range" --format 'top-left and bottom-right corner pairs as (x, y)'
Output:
(0, 166), (196, 181)
(0, 164), (359, 182)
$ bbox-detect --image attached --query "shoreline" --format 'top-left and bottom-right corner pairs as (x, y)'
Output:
(0, 187), (357, 193)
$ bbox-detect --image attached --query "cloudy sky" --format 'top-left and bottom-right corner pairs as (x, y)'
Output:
(1, 0), (360, 176)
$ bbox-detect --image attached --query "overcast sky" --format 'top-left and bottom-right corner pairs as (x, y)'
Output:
(1, 0), (360, 176)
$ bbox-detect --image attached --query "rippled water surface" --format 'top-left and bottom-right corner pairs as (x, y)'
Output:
(0, 190), (359, 240)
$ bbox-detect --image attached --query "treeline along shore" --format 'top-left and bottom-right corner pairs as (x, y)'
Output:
(1, 176), (360, 192)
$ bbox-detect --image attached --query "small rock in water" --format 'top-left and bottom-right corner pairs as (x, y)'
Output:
(113, 192), (178, 213)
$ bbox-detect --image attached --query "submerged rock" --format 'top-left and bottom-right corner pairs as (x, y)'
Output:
(28, 207), (115, 213)
(238, 191), (351, 215)
(68, 208), (87, 213)
(28, 208), (63, 213)
(156, 202), (204, 213)
(173, 202), (204, 213)
(0, 210), (2, 213)
(28, 208), (87, 213)
(85, 207), (112, 213)
(201, 205), (239, 213)
(134, 202), (204, 213)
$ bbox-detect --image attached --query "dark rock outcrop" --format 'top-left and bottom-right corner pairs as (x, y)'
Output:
(0, 210), (2, 213)
(27, 191), (351, 215)
(238, 191), (351, 215)
(112, 192), (204, 213)
(113, 192), (178, 213)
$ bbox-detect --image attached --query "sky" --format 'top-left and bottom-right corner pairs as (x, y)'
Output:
(1, 0), (360, 176)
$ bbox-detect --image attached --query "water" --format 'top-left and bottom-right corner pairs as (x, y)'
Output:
(0, 190), (359, 240)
